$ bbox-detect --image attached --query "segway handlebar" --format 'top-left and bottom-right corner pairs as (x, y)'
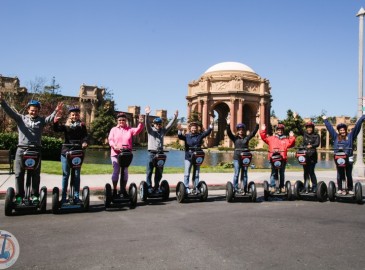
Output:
(17, 143), (41, 149)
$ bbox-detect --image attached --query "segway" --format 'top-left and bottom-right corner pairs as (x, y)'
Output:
(104, 146), (137, 209)
(176, 146), (208, 203)
(293, 147), (327, 202)
(52, 142), (90, 214)
(327, 149), (363, 204)
(263, 149), (292, 201)
(5, 143), (47, 216)
(139, 147), (170, 202)
(226, 148), (257, 202)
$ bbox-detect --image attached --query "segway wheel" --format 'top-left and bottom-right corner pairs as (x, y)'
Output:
(199, 181), (208, 202)
(39, 186), (47, 213)
(293, 180), (303, 200)
(316, 181), (328, 203)
(248, 181), (257, 202)
(5, 187), (15, 216)
(160, 180), (170, 201)
(82, 186), (90, 211)
(139, 181), (148, 202)
(285, 181), (292, 200)
(129, 183), (137, 209)
(226, 182), (234, 203)
(355, 182), (363, 204)
(176, 182), (185, 203)
(263, 180), (269, 201)
(104, 183), (112, 208)
(52, 187), (60, 214)
(328, 181), (336, 202)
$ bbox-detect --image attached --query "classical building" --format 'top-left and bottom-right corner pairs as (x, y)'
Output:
(187, 62), (272, 147)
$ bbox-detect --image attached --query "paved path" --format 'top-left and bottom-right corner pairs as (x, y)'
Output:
(1, 170), (365, 193)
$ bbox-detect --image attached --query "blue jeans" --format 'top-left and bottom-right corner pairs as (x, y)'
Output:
(233, 160), (248, 191)
(146, 153), (163, 188)
(61, 155), (81, 199)
(184, 159), (200, 188)
(270, 161), (286, 188)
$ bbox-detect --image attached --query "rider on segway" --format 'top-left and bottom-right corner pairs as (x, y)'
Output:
(323, 114), (365, 195)
(177, 115), (214, 194)
(53, 105), (88, 204)
(294, 113), (320, 193)
(108, 112), (144, 198)
(0, 92), (63, 205)
(144, 106), (178, 194)
(226, 110), (259, 193)
(260, 123), (295, 194)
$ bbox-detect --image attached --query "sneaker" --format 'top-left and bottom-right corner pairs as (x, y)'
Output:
(312, 187), (317, 193)
(186, 188), (191, 194)
(195, 188), (201, 194)
(270, 187), (276, 193)
(155, 188), (162, 194)
(342, 190), (347, 195)
(113, 189), (118, 198)
(337, 189), (342, 195)
(74, 197), (81, 204)
(276, 188), (280, 194)
(15, 195), (22, 204)
(147, 187), (154, 194)
(348, 190), (354, 195)
(32, 195), (40, 204)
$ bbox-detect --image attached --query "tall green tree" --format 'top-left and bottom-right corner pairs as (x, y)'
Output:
(280, 109), (304, 136)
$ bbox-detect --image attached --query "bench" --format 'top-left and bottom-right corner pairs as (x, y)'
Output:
(0, 150), (14, 174)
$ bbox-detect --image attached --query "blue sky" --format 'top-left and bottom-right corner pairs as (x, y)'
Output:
(1, 0), (364, 120)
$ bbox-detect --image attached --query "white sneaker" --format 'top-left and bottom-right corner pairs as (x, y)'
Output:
(195, 188), (201, 194)
(186, 188), (191, 194)
(348, 190), (354, 195)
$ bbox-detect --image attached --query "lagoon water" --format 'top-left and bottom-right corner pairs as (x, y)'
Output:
(84, 149), (337, 169)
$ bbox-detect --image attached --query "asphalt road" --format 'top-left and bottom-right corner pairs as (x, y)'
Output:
(1, 190), (365, 270)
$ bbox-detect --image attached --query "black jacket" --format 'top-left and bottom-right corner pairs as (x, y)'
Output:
(226, 124), (259, 160)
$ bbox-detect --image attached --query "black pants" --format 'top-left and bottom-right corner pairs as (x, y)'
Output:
(303, 163), (317, 188)
(336, 163), (353, 191)
(15, 149), (41, 197)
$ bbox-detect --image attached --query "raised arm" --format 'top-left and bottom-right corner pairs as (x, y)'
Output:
(323, 115), (337, 140)
(259, 124), (270, 144)
(349, 114), (365, 140)
(144, 106), (153, 134)
(177, 123), (186, 140)
(0, 93), (22, 123)
(45, 102), (64, 124)
(164, 110), (178, 134)
(131, 115), (145, 136)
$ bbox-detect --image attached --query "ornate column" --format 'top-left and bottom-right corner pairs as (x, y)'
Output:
(202, 99), (208, 128)
(90, 100), (98, 123)
(260, 98), (266, 128)
(237, 98), (243, 124)
(187, 102), (191, 120)
(229, 98), (236, 131)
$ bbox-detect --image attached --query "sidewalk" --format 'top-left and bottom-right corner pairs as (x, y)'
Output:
(1, 170), (365, 194)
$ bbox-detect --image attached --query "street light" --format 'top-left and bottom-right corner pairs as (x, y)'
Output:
(354, 7), (365, 177)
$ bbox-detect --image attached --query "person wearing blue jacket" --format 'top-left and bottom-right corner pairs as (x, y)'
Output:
(177, 116), (214, 194)
(323, 114), (365, 195)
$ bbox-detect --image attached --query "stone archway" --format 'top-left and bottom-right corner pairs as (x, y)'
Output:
(186, 62), (272, 147)
(211, 102), (230, 146)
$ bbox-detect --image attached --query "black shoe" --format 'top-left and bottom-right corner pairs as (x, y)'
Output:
(276, 188), (280, 194)
(121, 190), (129, 198)
(312, 187), (317, 193)
(113, 189), (118, 198)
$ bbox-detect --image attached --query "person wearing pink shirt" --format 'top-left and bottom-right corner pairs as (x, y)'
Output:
(108, 113), (144, 197)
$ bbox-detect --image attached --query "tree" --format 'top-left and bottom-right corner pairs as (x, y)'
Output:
(280, 109), (304, 136)
(90, 88), (116, 145)
(44, 76), (61, 95)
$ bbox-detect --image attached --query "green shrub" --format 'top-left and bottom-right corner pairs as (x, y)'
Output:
(0, 133), (18, 154)
(41, 136), (63, 161)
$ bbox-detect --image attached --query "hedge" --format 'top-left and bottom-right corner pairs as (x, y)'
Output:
(0, 132), (62, 161)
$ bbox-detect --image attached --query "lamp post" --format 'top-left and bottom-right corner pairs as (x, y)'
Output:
(355, 7), (365, 177)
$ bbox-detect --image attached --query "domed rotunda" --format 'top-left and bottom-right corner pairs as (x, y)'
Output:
(186, 61), (272, 147)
